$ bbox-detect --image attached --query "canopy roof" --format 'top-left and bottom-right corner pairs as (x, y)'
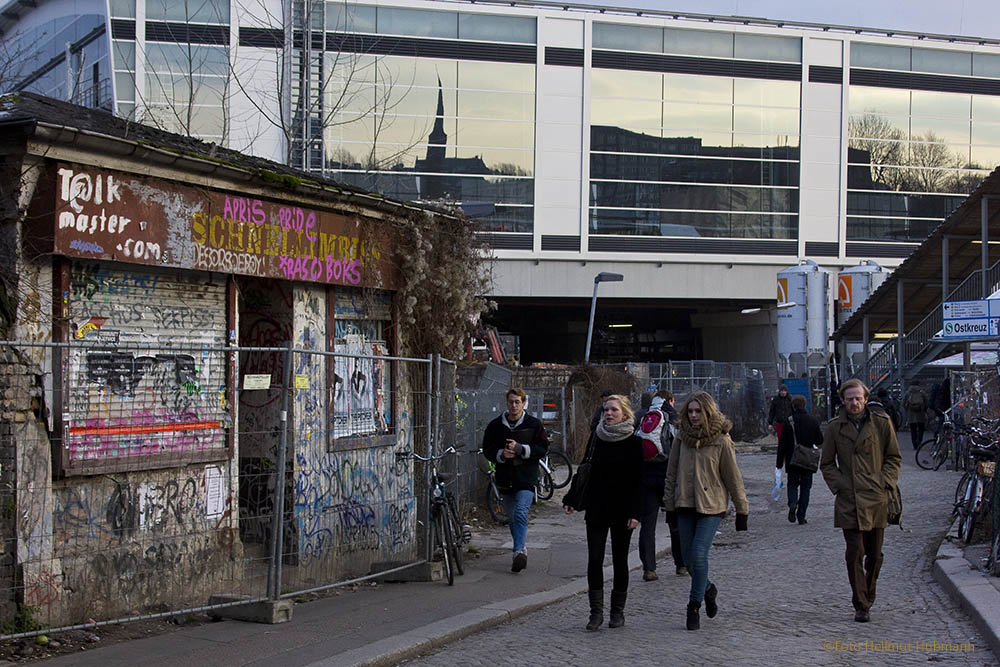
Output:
(834, 166), (1000, 342)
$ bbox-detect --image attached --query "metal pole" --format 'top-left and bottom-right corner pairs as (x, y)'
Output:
(983, 196), (990, 298)
(862, 315), (870, 384)
(897, 281), (905, 396)
(942, 236), (949, 301)
(269, 340), (294, 600)
(584, 280), (600, 363)
(560, 385), (567, 454)
(424, 354), (434, 563)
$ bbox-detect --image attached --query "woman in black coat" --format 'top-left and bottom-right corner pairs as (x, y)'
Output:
(565, 394), (643, 631)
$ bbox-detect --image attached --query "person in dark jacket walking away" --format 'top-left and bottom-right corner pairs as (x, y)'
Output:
(638, 391), (686, 581)
(768, 385), (793, 440)
(821, 379), (901, 623)
(564, 394), (642, 631)
(874, 389), (900, 431)
(904, 380), (929, 449)
(664, 391), (749, 631)
(482, 387), (548, 573)
(776, 395), (823, 524)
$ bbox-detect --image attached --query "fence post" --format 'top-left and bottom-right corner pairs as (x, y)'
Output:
(425, 354), (434, 563)
(268, 340), (294, 601)
(560, 385), (567, 454)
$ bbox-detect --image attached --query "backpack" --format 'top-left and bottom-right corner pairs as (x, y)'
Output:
(907, 391), (924, 411)
(637, 408), (668, 462)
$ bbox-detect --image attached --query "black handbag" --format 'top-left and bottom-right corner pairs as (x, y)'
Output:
(563, 433), (595, 511)
(787, 416), (821, 473)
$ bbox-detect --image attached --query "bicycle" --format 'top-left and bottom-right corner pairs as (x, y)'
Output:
(916, 420), (954, 471)
(956, 444), (996, 545)
(535, 449), (573, 501)
(478, 448), (509, 525)
(405, 446), (468, 585)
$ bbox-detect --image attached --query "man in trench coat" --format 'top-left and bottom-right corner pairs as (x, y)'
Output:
(820, 378), (901, 623)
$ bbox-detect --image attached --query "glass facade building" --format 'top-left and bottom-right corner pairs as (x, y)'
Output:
(5, 0), (1000, 361)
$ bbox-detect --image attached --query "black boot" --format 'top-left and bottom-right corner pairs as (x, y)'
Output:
(686, 600), (701, 631)
(608, 590), (627, 628)
(586, 589), (603, 631)
(704, 583), (718, 618)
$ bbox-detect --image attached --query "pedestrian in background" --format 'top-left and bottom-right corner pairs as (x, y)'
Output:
(565, 394), (642, 631)
(776, 394), (823, 525)
(904, 380), (928, 449)
(768, 385), (793, 440)
(821, 379), (901, 623)
(663, 391), (749, 631)
(637, 390), (686, 581)
(482, 387), (549, 573)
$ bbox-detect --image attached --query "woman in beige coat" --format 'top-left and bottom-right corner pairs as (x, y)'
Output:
(663, 391), (749, 631)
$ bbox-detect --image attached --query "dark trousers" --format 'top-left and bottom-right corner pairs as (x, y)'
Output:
(843, 528), (885, 612)
(909, 422), (925, 449)
(586, 520), (634, 592)
(786, 472), (813, 520)
(639, 492), (684, 572)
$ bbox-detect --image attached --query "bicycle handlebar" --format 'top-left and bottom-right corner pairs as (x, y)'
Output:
(401, 446), (458, 462)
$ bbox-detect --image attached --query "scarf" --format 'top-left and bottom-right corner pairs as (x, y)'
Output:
(678, 413), (733, 448)
(596, 417), (635, 442)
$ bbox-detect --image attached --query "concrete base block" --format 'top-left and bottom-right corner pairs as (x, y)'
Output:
(207, 595), (293, 624)
(370, 561), (442, 582)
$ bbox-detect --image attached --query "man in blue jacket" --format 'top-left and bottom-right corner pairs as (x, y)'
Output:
(483, 387), (549, 572)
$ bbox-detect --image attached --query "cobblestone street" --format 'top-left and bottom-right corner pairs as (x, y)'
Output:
(403, 450), (995, 666)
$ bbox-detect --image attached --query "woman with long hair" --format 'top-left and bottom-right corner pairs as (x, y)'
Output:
(663, 391), (749, 630)
(565, 394), (643, 631)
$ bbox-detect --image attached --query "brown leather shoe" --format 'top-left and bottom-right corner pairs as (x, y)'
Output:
(642, 570), (658, 582)
(854, 609), (870, 623)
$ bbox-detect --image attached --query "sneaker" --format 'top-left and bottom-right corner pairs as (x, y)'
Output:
(512, 551), (527, 573)
(676, 566), (689, 576)
(643, 570), (658, 582)
(854, 609), (870, 623)
(787, 505), (797, 523)
(798, 517), (808, 525)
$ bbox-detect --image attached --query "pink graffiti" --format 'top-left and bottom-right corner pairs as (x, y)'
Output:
(277, 254), (361, 285)
(277, 206), (317, 241)
(223, 195), (265, 225)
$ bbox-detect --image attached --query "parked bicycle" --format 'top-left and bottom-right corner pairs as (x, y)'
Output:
(956, 444), (997, 545)
(478, 448), (509, 525)
(403, 446), (468, 585)
(916, 419), (955, 471)
(534, 447), (573, 501)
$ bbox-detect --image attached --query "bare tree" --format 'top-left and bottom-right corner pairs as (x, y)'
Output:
(848, 112), (907, 190)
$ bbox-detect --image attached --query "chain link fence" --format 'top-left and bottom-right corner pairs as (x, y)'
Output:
(950, 369), (1000, 426)
(0, 340), (457, 639)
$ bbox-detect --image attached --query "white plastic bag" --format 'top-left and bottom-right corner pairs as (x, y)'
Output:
(771, 467), (784, 502)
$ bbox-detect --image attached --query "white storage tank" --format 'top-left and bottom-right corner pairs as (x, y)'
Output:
(837, 260), (891, 373)
(777, 260), (831, 377)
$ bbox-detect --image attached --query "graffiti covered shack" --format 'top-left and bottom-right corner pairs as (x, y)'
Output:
(0, 93), (448, 627)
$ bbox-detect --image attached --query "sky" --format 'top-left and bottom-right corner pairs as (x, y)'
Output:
(572, 0), (1000, 41)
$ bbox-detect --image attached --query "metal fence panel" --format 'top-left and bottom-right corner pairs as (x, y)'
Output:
(0, 341), (438, 639)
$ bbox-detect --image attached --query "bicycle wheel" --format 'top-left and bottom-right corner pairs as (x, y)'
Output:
(485, 481), (508, 525)
(446, 493), (465, 576)
(435, 509), (454, 585)
(954, 471), (973, 515)
(546, 451), (573, 488)
(958, 481), (978, 544)
(536, 471), (554, 501)
(990, 531), (1000, 577)
(915, 438), (940, 470)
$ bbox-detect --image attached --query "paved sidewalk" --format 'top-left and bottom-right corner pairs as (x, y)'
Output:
(30, 487), (674, 667)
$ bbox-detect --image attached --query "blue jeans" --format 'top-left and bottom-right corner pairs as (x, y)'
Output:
(502, 489), (533, 553)
(787, 472), (813, 520)
(676, 512), (722, 604)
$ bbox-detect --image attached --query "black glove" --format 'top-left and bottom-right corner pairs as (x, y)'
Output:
(735, 513), (748, 532)
(665, 510), (676, 525)
(513, 442), (526, 456)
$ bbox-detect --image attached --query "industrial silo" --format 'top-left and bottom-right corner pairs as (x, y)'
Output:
(836, 260), (890, 372)
(777, 260), (831, 378)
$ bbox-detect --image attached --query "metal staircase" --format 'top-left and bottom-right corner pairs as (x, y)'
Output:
(855, 257), (1000, 392)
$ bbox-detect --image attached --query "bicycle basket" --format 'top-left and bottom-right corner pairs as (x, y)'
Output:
(978, 461), (996, 479)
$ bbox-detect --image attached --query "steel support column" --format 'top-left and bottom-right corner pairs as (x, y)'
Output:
(897, 280), (905, 395)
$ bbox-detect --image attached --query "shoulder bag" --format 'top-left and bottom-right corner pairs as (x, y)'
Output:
(563, 432), (595, 511)
(787, 416), (821, 473)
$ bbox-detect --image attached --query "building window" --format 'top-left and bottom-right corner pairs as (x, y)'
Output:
(589, 54), (801, 239)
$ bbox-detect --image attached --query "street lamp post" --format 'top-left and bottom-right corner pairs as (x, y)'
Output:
(584, 272), (624, 364)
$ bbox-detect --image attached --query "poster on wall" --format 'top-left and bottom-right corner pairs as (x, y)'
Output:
(333, 335), (375, 437)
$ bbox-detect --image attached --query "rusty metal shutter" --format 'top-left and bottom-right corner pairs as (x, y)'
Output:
(66, 261), (229, 469)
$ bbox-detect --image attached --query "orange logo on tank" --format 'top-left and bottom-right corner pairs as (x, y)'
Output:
(838, 275), (853, 308)
(777, 278), (788, 304)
